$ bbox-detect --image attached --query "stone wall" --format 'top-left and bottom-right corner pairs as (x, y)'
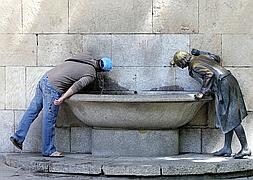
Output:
(0, 0), (252, 154)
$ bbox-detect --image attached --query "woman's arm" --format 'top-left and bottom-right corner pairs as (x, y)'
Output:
(191, 63), (214, 99)
(191, 49), (221, 64)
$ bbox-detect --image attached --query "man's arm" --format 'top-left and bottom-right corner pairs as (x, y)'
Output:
(54, 75), (95, 105)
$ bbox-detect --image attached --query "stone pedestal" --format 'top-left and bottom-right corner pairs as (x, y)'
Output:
(92, 129), (179, 156)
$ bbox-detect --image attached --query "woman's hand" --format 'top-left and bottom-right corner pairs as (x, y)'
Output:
(194, 92), (204, 99)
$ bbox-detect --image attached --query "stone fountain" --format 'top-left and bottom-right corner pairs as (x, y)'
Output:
(65, 90), (212, 157)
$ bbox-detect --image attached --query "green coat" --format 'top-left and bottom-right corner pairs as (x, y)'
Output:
(188, 55), (248, 133)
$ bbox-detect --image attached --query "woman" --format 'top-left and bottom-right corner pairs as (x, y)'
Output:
(170, 49), (251, 159)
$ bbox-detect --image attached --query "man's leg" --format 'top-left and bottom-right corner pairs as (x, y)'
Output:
(41, 85), (61, 156)
(11, 83), (43, 148)
(213, 130), (233, 156)
(233, 124), (251, 159)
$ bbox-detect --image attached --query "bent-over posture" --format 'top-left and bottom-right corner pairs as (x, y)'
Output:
(171, 49), (251, 159)
(10, 51), (112, 157)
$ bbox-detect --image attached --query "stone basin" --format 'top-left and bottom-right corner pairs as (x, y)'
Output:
(65, 91), (212, 156)
(66, 91), (212, 129)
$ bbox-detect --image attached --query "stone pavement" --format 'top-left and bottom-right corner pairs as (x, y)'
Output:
(1, 153), (253, 179)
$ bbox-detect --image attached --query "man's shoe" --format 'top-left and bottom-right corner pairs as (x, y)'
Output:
(10, 137), (23, 150)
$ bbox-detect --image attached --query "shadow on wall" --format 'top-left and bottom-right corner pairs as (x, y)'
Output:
(78, 73), (185, 93)
(56, 103), (85, 128)
(151, 85), (184, 91)
(78, 73), (130, 94)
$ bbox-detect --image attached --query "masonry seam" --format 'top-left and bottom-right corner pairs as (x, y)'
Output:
(68, 0), (70, 33)
(36, 34), (38, 66)
(21, 0), (23, 33)
(198, 0), (200, 33)
(152, 0), (154, 33)
(200, 128), (203, 153)
(69, 127), (72, 152)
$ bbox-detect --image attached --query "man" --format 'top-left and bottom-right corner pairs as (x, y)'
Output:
(170, 49), (251, 159)
(10, 51), (112, 157)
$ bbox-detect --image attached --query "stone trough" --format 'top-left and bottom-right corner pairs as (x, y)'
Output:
(65, 91), (212, 157)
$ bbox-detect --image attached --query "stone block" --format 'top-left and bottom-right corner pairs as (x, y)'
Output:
(83, 35), (112, 60)
(241, 112), (253, 153)
(112, 34), (161, 66)
(0, 67), (5, 109)
(0, 34), (36, 66)
(0, 0), (21, 33)
(112, 34), (189, 66)
(161, 34), (189, 64)
(202, 128), (224, 154)
(190, 34), (222, 56)
(50, 161), (102, 175)
(136, 67), (175, 91)
(199, 0), (253, 33)
(6, 67), (26, 109)
(26, 67), (52, 106)
(56, 104), (85, 127)
(179, 129), (201, 153)
(0, 110), (14, 152)
(207, 101), (216, 128)
(92, 129), (179, 156)
(23, 0), (68, 33)
(187, 104), (208, 127)
(161, 160), (217, 176)
(5, 154), (50, 172)
(202, 129), (241, 154)
(55, 127), (70, 153)
(104, 67), (137, 91)
(153, 0), (198, 33)
(71, 127), (91, 153)
(229, 68), (253, 111)
(103, 160), (160, 176)
(14, 111), (42, 152)
(38, 35), (83, 66)
(222, 35), (253, 66)
(175, 68), (201, 91)
(14, 112), (72, 153)
(69, 0), (152, 33)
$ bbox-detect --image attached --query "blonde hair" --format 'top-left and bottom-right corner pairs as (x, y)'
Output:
(173, 51), (189, 64)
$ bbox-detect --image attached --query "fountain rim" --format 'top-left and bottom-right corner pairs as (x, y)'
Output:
(67, 90), (213, 103)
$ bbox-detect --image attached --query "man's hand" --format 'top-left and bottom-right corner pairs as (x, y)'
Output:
(54, 88), (74, 106)
(194, 92), (204, 100)
(54, 97), (65, 106)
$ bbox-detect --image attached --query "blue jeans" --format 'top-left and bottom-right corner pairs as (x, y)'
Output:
(12, 74), (61, 156)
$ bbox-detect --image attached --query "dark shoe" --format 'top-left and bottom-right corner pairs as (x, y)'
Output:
(233, 149), (251, 159)
(213, 149), (231, 157)
(10, 137), (23, 150)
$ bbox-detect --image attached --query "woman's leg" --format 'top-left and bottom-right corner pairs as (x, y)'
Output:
(233, 124), (251, 158)
(213, 130), (233, 156)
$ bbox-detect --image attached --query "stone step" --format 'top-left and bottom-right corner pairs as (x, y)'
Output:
(2, 153), (253, 177)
